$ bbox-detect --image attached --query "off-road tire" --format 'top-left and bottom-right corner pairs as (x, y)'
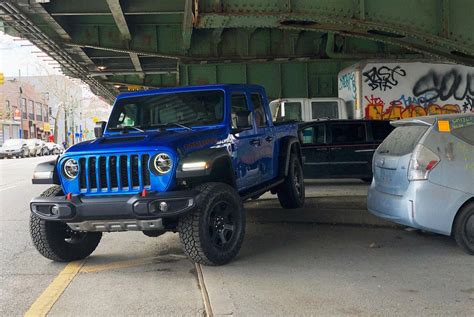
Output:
(178, 183), (245, 266)
(277, 154), (305, 209)
(453, 202), (474, 255)
(30, 185), (102, 262)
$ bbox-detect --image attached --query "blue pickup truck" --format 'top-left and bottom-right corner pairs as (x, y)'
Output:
(30, 84), (304, 265)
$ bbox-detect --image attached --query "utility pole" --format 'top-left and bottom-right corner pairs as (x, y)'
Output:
(18, 69), (24, 139)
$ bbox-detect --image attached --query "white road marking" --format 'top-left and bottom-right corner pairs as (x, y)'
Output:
(0, 185), (18, 192)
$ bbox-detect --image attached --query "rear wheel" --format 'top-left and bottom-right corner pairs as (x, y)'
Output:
(178, 183), (245, 265)
(30, 185), (102, 262)
(453, 202), (474, 255)
(277, 154), (305, 209)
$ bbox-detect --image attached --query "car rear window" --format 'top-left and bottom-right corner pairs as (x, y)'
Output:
(451, 125), (474, 145)
(376, 125), (428, 156)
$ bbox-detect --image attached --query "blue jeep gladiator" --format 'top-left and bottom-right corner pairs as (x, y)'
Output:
(30, 84), (304, 265)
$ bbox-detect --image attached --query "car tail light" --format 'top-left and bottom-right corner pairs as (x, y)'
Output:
(408, 144), (440, 181)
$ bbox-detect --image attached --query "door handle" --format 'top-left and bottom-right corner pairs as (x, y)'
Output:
(265, 136), (274, 142)
(330, 147), (342, 150)
(250, 138), (261, 146)
(315, 147), (329, 151)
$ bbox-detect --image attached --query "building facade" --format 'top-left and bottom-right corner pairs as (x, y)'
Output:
(0, 79), (50, 144)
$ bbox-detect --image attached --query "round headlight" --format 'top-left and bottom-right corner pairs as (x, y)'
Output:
(152, 153), (173, 174)
(63, 158), (79, 179)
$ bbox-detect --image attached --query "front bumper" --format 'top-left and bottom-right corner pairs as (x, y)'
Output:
(30, 190), (199, 225)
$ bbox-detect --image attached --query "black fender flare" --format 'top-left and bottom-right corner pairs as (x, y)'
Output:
(32, 159), (60, 184)
(176, 148), (236, 187)
(278, 136), (303, 177)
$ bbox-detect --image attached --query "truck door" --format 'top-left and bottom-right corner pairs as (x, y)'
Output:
(327, 122), (370, 177)
(300, 123), (329, 178)
(250, 92), (275, 183)
(230, 93), (260, 190)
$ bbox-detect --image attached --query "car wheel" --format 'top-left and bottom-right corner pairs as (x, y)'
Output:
(453, 202), (474, 255)
(178, 182), (245, 266)
(276, 154), (305, 209)
(30, 185), (102, 262)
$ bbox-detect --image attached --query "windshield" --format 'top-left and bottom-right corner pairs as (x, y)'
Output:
(3, 139), (22, 146)
(107, 90), (225, 131)
(26, 139), (37, 145)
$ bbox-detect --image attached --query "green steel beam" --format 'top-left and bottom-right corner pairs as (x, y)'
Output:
(1, 0), (473, 101)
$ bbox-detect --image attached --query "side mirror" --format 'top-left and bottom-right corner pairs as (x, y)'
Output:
(234, 110), (252, 130)
(94, 121), (106, 138)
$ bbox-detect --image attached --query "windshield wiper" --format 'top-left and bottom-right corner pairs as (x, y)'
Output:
(155, 123), (192, 131)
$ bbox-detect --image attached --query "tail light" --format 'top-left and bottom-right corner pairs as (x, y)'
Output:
(408, 144), (440, 181)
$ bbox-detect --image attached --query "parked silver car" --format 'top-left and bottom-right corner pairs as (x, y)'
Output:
(45, 142), (64, 155)
(25, 139), (48, 156)
(0, 139), (29, 158)
(368, 114), (474, 254)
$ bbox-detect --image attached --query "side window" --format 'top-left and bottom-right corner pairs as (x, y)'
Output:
(301, 124), (326, 144)
(117, 104), (137, 127)
(451, 125), (474, 145)
(311, 101), (339, 119)
(231, 94), (251, 129)
(330, 123), (366, 144)
(284, 102), (302, 121)
(251, 93), (267, 127)
(371, 121), (394, 142)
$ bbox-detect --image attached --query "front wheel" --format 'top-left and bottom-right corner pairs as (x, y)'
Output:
(178, 183), (245, 266)
(30, 185), (102, 262)
(453, 202), (474, 255)
(277, 154), (305, 209)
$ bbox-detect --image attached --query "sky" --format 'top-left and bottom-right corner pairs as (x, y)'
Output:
(0, 32), (63, 77)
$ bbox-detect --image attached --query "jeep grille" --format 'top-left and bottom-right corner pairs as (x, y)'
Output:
(78, 154), (151, 193)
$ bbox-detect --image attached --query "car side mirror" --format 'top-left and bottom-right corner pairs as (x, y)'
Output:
(94, 121), (106, 138)
(233, 110), (252, 132)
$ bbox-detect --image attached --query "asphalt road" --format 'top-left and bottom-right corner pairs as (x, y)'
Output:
(1, 156), (472, 316)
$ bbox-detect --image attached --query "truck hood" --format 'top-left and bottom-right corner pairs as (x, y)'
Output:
(64, 127), (229, 156)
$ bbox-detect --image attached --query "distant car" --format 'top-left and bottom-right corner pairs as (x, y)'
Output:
(45, 142), (63, 155)
(299, 119), (394, 181)
(38, 140), (50, 156)
(25, 139), (41, 157)
(367, 114), (474, 255)
(0, 139), (29, 159)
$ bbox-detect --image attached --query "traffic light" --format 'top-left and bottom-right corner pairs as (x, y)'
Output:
(0, 72), (4, 85)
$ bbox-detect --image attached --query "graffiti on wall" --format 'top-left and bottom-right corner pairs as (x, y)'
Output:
(339, 71), (356, 98)
(362, 65), (473, 120)
(413, 69), (474, 102)
(365, 94), (463, 120)
(363, 65), (406, 91)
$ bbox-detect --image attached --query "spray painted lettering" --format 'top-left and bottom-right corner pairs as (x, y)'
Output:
(339, 72), (356, 98)
(364, 94), (462, 120)
(363, 65), (406, 91)
(413, 69), (474, 102)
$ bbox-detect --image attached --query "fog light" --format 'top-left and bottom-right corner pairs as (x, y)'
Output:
(50, 205), (59, 215)
(159, 202), (168, 212)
